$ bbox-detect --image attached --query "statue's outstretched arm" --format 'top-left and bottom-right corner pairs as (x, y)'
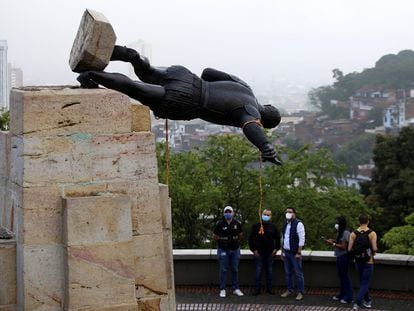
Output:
(242, 122), (282, 165)
(201, 68), (251, 89)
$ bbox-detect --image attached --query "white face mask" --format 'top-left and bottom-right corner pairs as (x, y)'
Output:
(285, 212), (293, 220)
(334, 224), (339, 231)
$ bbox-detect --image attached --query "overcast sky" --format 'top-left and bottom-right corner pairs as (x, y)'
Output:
(1, 0), (414, 88)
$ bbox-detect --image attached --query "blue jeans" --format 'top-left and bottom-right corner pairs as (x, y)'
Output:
(283, 251), (305, 293)
(217, 248), (241, 290)
(254, 253), (273, 290)
(336, 253), (353, 302)
(355, 262), (374, 305)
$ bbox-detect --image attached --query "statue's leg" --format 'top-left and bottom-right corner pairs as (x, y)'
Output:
(78, 71), (165, 107)
(110, 45), (166, 85)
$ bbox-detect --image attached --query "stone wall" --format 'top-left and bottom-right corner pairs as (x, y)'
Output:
(0, 87), (175, 310)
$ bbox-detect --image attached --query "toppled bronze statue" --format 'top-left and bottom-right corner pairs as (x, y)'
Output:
(77, 46), (282, 165)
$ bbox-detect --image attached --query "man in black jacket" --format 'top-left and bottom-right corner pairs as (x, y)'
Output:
(77, 45), (282, 165)
(248, 209), (281, 295)
(213, 206), (244, 298)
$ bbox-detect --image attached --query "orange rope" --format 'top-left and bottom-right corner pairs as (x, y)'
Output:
(258, 155), (264, 235)
(165, 119), (170, 185)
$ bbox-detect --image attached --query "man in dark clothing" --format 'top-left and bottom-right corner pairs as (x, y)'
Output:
(77, 45), (282, 165)
(248, 209), (281, 295)
(213, 206), (244, 298)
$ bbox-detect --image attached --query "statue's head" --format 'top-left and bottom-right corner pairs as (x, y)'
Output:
(260, 105), (281, 128)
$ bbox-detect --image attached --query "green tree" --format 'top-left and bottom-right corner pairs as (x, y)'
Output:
(334, 133), (376, 177)
(309, 50), (414, 119)
(382, 212), (414, 255)
(264, 146), (368, 250)
(0, 110), (9, 131)
(157, 136), (372, 250)
(363, 127), (414, 237)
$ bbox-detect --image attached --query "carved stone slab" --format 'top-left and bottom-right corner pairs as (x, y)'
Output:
(69, 9), (116, 73)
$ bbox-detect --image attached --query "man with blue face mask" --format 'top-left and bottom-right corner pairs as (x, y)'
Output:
(213, 206), (244, 298)
(248, 209), (281, 296)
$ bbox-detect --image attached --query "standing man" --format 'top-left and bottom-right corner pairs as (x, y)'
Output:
(348, 215), (378, 311)
(248, 209), (281, 296)
(280, 207), (305, 301)
(213, 206), (244, 298)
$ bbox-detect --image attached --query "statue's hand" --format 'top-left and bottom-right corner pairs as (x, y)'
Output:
(261, 143), (282, 165)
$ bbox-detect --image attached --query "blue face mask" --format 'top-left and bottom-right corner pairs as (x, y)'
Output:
(262, 215), (270, 222)
(224, 213), (233, 220)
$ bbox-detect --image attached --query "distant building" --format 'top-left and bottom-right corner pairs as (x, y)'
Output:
(0, 40), (8, 109)
(9, 66), (23, 88)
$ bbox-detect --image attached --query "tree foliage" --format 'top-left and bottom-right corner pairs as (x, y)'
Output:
(157, 135), (371, 250)
(363, 127), (414, 237)
(333, 133), (376, 177)
(382, 212), (414, 255)
(0, 110), (9, 131)
(309, 50), (414, 118)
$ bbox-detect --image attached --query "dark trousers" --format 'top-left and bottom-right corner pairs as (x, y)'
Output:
(336, 253), (353, 302)
(254, 253), (273, 290)
(355, 262), (374, 305)
(217, 248), (240, 290)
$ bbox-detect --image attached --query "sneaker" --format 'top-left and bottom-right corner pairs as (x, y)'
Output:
(363, 300), (372, 308)
(352, 303), (359, 311)
(340, 299), (349, 304)
(280, 290), (292, 298)
(233, 289), (244, 296)
(332, 296), (340, 301)
(252, 289), (261, 296)
(219, 289), (226, 298)
(296, 292), (304, 301)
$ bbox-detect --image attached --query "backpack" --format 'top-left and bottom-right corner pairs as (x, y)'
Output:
(350, 229), (372, 263)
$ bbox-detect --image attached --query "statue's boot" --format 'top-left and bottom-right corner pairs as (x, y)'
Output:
(110, 45), (139, 62)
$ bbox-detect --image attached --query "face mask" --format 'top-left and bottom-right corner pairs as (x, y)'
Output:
(334, 224), (339, 231)
(285, 212), (293, 220)
(224, 213), (233, 220)
(262, 215), (270, 222)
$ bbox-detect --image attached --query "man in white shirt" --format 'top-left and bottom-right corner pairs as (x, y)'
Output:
(280, 207), (305, 300)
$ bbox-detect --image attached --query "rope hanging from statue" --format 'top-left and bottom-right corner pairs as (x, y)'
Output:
(242, 118), (266, 236)
(165, 117), (265, 236)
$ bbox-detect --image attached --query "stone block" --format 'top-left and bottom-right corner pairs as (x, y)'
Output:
(160, 290), (176, 311)
(131, 103), (151, 132)
(0, 242), (16, 306)
(63, 195), (132, 246)
(1, 184), (14, 232)
(63, 182), (108, 198)
(137, 297), (161, 311)
(0, 180), (6, 227)
(158, 184), (171, 230)
(82, 304), (138, 311)
(15, 207), (63, 246)
(133, 234), (168, 294)
(0, 132), (10, 181)
(69, 9), (116, 73)
(0, 305), (16, 311)
(10, 88), (131, 137)
(65, 242), (136, 309)
(107, 180), (162, 235)
(10, 133), (157, 187)
(10, 135), (91, 187)
(90, 134), (157, 182)
(16, 244), (65, 311)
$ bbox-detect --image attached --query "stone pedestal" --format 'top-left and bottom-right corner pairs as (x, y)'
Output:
(0, 87), (175, 311)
